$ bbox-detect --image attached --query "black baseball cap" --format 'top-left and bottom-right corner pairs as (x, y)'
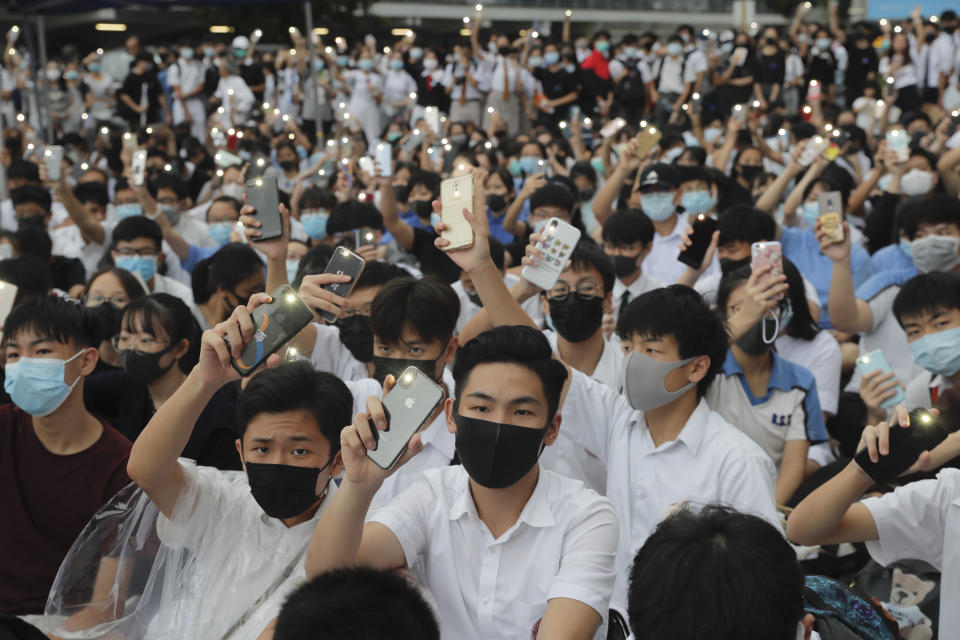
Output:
(639, 163), (679, 191)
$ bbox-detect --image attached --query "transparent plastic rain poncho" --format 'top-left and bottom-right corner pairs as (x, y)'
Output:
(34, 460), (323, 640)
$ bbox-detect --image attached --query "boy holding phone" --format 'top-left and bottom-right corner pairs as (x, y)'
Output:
(124, 299), (354, 639)
(305, 325), (619, 640)
(602, 209), (663, 324)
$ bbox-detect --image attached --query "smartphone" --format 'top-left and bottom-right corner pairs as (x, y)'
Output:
(122, 132), (138, 152)
(854, 409), (950, 485)
(817, 191), (844, 242)
(886, 129), (909, 162)
(358, 156), (375, 176)
(855, 349), (905, 409)
(806, 79), (821, 103)
(678, 214), (718, 269)
(751, 241), (785, 300)
(733, 46), (748, 66)
(0, 279), (18, 339)
(355, 226), (377, 249)
(367, 366), (445, 470)
(600, 117), (627, 139)
(375, 142), (393, 177)
(245, 177), (283, 242)
(424, 106), (441, 136)
(521, 218), (582, 290)
(439, 174), (475, 251)
(822, 142), (840, 161)
(732, 104), (746, 122)
(317, 246), (366, 323)
(401, 129), (424, 154)
(231, 285), (315, 376)
(131, 149), (147, 187)
(634, 127), (662, 159)
(799, 136), (825, 166)
(43, 145), (62, 181)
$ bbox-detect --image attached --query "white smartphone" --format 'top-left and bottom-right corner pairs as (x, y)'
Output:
(214, 149), (243, 168)
(367, 366), (445, 470)
(886, 129), (909, 162)
(131, 149), (147, 187)
(44, 145), (63, 181)
(439, 174), (475, 250)
(600, 117), (626, 139)
(0, 279), (17, 339)
(521, 218), (582, 291)
(358, 156), (375, 176)
(375, 142), (393, 177)
(424, 106), (441, 136)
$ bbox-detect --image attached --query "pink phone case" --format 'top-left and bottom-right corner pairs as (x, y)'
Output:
(751, 241), (785, 300)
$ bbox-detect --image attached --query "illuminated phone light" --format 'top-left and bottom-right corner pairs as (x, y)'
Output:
(11, 26), (18, 33)
(227, 128), (236, 136)
(164, 164), (172, 172)
(441, 138), (448, 145)
(413, 129), (421, 135)
(80, 162), (88, 170)
(886, 76), (895, 84)
(255, 179), (263, 186)
(341, 137), (349, 144)
(463, 16), (470, 23)
(262, 102), (270, 110)
(145, 127), (153, 135)
(341, 158), (349, 165)
(920, 412), (932, 425)
(824, 123), (833, 132)
(877, 100), (885, 107)
(444, 144), (452, 151)
(564, 9), (571, 16)
(583, 117), (592, 126)
(7, 48), (14, 56)
(288, 26), (297, 34)
(734, 104), (742, 112)
(319, 169), (326, 176)
(409, 92), (417, 100)
(477, 3), (485, 11)
(282, 114), (290, 122)
(752, 100), (760, 108)
(217, 106), (225, 114)
(254, 29), (263, 39)
(289, 49), (297, 56)
(96, 48), (104, 55)
(814, 136), (823, 144)
(211, 128), (219, 134)
(16, 113), (25, 123)
(778, 128), (787, 136)
(383, 46), (391, 54)
(833, 129), (841, 137)
(81, 112), (88, 120)
(640, 120), (647, 128)
(682, 104), (689, 111)
(338, 102), (346, 110)
(559, 121), (567, 129)
(440, 116), (447, 123)
(43, 148), (52, 157)
(288, 133), (295, 140)
(893, 25), (902, 33)
(359, 193), (367, 201)
(236, 131), (244, 139)
(325, 46), (334, 54)
(285, 293), (297, 304)
(802, 105), (812, 114)
(484, 141), (493, 149)
(26, 143), (33, 150)
(216, 169), (224, 177)
(487, 106), (495, 114)
(273, 108), (281, 116)
(227, 89), (235, 97)
(692, 93), (700, 101)
(649, 127), (657, 134)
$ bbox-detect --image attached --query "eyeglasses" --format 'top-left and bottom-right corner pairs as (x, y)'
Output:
(545, 281), (602, 301)
(342, 303), (373, 318)
(114, 247), (159, 257)
(85, 295), (129, 308)
(111, 334), (168, 352)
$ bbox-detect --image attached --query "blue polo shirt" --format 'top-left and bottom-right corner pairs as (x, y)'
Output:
(780, 226), (873, 329)
(869, 242), (914, 275)
(705, 349), (828, 468)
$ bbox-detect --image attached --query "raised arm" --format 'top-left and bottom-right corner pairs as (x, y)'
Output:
(378, 167), (415, 250)
(822, 221), (874, 333)
(45, 165), (106, 245)
(502, 172), (546, 236)
(936, 142), (960, 197)
(238, 201), (290, 293)
(592, 135), (645, 225)
(783, 155), (827, 227)
(755, 153), (803, 219)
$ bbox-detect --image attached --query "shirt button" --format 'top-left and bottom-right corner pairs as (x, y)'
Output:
(482, 598), (490, 607)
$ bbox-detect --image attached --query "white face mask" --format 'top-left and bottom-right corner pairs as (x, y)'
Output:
(899, 169), (935, 196)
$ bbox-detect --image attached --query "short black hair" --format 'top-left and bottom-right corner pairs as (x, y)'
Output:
(16, 226), (53, 262)
(618, 285), (727, 397)
(370, 277), (459, 346)
(602, 209), (654, 248)
(569, 161), (598, 185)
(297, 186), (337, 211)
(11, 184), (52, 212)
(292, 244), (337, 290)
(354, 260), (409, 291)
(7, 159), (39, 182)
(0, 255), (51, 304)
(74, 182), (109, 208)
(717, 205), (777, 246)
(901, 193), (960, 238)
(488, 236), (506, 272)
(112, 216), (163, 250)
(453, 325), (568, 422)
(210, 195), (242, 215)
(567, 239), (615, 294)
(274, 568), (439, 640)
(628, 505), (803, 640)
(407, 170), (442, 198)
(4, 295), (102, 349)
(326, 200), (383, 234)
(893, 272), (960, 327)
(529, 183), (575, 216)
(191, 243), (263, 304)
(147, 172), (189, 201)
(122, 293), (202, 373)
(676, 165), (716, 187)
(236, 360), (353, 449)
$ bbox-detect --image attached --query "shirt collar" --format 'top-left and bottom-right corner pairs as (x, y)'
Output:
(447, 466), (556, 529)
(722, 349), (795, 395)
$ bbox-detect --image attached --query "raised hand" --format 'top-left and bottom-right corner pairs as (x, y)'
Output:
(197, 292), (276, 386)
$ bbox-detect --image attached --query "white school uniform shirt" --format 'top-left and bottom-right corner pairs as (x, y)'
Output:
(862, 468), (960, 636)
(776, 331), (842, 416)
(560, 369), (778, 611)
(307, 322), (369, 382)
(452, 274), (545, 334)
(369, 465), (619, 640)
(382, 69), (417, 106)
(928, 32), (957, 87)
(905, 369), (953, 410)
(611, 271), (665, 320)
(150, 460), (338, 640)
(657, 55), (686, 95)
(152, 273), (205, 327)
(845, 285), (923, 393)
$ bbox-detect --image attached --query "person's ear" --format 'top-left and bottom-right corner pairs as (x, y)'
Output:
(639, 242), (652, 263)
(173, 337), (190, 360)
(443, 335), (459, 364)
(543, 411), (562, 446)
(444, 397), (457, 434)
(79, 346), (99, 376)
(603, 291), (613, 315)
(235, 438), (246, 470)
(802, 613), (815, 640)
(329, 451), (344, 480)
(687, 354), (711, 384)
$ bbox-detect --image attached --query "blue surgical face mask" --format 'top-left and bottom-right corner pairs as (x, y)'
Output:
(519, 155), (542, 175)
(410, 47), (423, 61)
(704, 127), (724, 143)
(565, 64), (576, 73)
(544, 51), (560, 66)
(64, 70), (79, 81)
(390, 58), (404, 71)
(910, 326), (960, 377)
(313, 59), (325, 72)
(181, 49), (195, 60)
(116, 255), (157, 283)
(800, 200), (819, 228)
(300, 211), (329, 240)
(900, 238), (913, 257)
(88, 63), (101, 73)
(115, 203), (142, 220)
(286, 258), (301, 284)
(359, 58), (375, 71)
(816, 38), (832, 50)
(721, 42), (734, 53)
(386, 131), (402, 142)
(667, 42), (683, 57)
(203, 47), (216, 58)
(681, 190), (717, 215)
(528, 55), (544, 68)
(4, 350), (85, 417)
(509, 159), (523, 177)
(641, 191), (676, 221)
(208, 221), (233, 246)
(337, 55), (350, 67)
(878, 174), (893, 192)
(663, 146), (684, 162)
(590, 156), (605, 176)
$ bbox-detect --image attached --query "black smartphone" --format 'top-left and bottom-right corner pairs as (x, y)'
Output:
(245, 176), (283, 242)
(854, 409), (950, 485)
(317, 246), (366, 323)
(678, 214), (718, 269)
(231, 284), (314, 376)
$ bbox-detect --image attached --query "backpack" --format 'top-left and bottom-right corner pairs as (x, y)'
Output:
(614, 64), (646, 104)
(804, 575), (900, 640)
(850, 559), (941, 640)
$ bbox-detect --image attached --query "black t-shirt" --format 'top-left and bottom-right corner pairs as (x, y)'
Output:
(239, 63), (265, 100)
(535, 67), (578, 101)
(844, 42), (879, 89)
(118, 71), (164, 123)
(806, 50), (837, 87)
(84, 370), (242, 471)
(754, 51), (786, 85)
(410, 227), (461, 284)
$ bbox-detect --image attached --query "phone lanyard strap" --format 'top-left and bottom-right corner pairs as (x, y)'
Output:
(217, 544), (307, 640)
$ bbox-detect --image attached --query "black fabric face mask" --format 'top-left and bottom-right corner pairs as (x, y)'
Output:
(278, 160), (298, 171)
(16, 216), (45, 229)
(410, 199), (433, 220)
(486, 193), (508, 212)
(738, 165), (762, 182)
(372, 355), (441, 385)
(578, 187), (596, 202)
(611, 254), (640, 279)
(338, 315), (374, 363)
(246, 459), (332, 519)
(548, 294), (603, 342)
(735, 316), (777, 356)
(90, 302), (124, 339)
(120, 347), (175, 385)
(719, 256), (751, 275)
(466, 290), (482, 308)
(454, 414), (548, 489)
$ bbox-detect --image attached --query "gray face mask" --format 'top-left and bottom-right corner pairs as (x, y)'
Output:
(911, 235), (960, 274)
(620, 350), (696, 411)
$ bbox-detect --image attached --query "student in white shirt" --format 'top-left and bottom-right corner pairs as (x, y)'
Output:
(167, 43), (207, 142)
(148, 172), (214, 249)
(787, 406), (960, 636)
(446, 190), (777, 613)
(122, 304), (356, 640)
(304, 325), (619, 640)
(602, 209), (664, 325)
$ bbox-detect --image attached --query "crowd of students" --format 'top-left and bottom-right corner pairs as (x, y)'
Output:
(3, 3), (960, 639)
